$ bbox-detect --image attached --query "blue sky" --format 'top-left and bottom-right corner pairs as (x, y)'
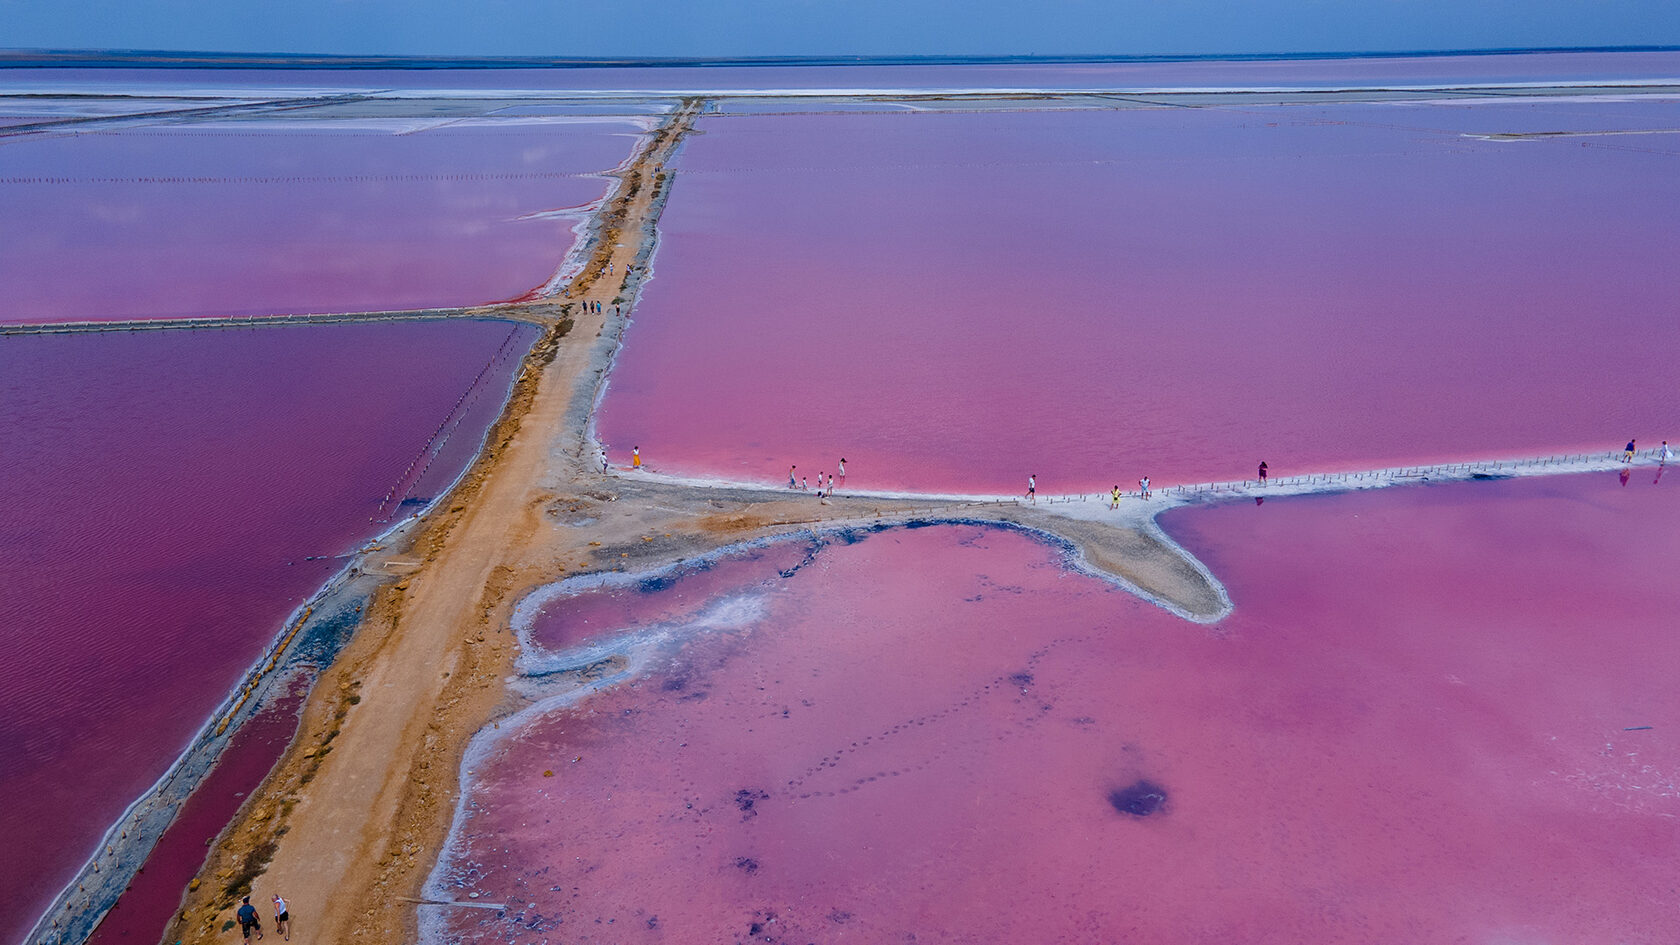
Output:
(4, 0), (1678, 57)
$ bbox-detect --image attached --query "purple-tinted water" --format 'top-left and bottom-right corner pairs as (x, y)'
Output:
(0, 121), (642, 322)
(599, 101), (1680, 492)
(10, 50), (1680, 95)
(430, 471), (1678, 942)
(84, 679), (307, 945)
(0, 319), (534, 944)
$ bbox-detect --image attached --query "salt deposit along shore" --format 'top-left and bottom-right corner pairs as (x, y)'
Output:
(30, 77), (1676, 945)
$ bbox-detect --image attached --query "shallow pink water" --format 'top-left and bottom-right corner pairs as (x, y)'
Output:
(0, 121), (640, 322)
(599, 101), (1680, 492)
(430, 472), (1679, 943)
(0, 320), (533, 943)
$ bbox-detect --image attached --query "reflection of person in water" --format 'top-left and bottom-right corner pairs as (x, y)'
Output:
(1620, 467), (1631, 487)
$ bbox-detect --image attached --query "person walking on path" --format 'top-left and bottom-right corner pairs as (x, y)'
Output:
(789, 465), (798, 488)
(1624, 439), (1637, 462)
(599, 448), (609, 475)
(1139, 476), (1150, 498)
(272, 895), (291, 941)
(801, 475), (808, 491)
(1661, 441), (1673, 464)
(236, 897), (264, 941)
(1110, 485), (1121, 509)
(1258, 461), (1269, 484)
(632, 446), (641, 469)
(1027, 475), (1036, 504)
(826, 472), (835, 495)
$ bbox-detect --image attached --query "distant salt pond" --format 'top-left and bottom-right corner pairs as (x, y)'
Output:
(16, 48), (1680, 94)
(599, 93), (1680, 492)
(428, 471), (1678, 944)
(0, 320), (534, 944)
(0, 117), (642, 322)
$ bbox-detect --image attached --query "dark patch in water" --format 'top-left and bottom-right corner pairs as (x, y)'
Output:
(661, 676), (688, 692)
(829, 527), (867, 545)
(1108, 780), (1167, 817)
(777, 538), (825, 578)
(1008, 672), (1034, 688)
(636, 556), (720, 594)
(745, 909), (779, 937)
(638, 571), (682, 593)
(734, 788), (770, 819)
(285, 600), (364, 667)
(734, 856), (759, 874)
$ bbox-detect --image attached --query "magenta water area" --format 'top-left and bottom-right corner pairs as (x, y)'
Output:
(84, 679), (308, 945)
(0, 319), (534, 944)
(0, 121), (640, 322)
(430, 471), (1677, 943)
(599, 100), (1680, 493)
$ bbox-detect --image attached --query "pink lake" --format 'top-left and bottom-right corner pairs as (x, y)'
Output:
(426, 471), (1678, 943)
(0, 319), (534, 944)
(599, 100), (1680, 493)
(0, 119), (642, 322)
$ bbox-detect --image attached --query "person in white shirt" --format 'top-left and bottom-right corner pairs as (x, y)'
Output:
(272, 895), (291, 941)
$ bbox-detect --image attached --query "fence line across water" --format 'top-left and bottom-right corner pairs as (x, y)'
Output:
(0, 304), (563, 336)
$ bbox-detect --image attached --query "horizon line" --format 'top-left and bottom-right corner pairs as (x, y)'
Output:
(4, 44), (1679, 71)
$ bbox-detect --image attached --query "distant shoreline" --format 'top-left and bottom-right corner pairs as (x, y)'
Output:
(4, 45), (1680, 70)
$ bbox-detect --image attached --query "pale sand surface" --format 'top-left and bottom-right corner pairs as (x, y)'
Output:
(140, 90), (1672, 945)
